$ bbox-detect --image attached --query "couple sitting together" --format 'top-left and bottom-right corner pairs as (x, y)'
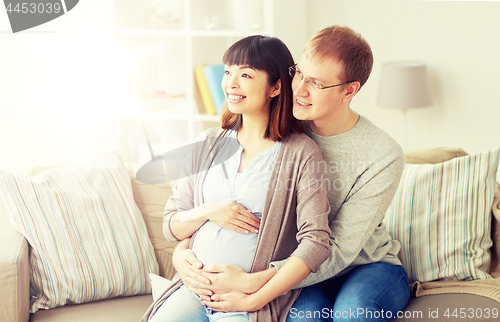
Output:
(140, 25), (410, 322)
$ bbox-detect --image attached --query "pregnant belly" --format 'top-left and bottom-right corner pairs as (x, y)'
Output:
(191, 221), (258, 273)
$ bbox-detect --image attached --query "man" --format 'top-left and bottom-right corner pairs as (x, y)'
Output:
(171, 25), (410, 322)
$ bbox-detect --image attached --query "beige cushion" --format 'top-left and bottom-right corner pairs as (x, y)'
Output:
(404, 147), (468, 164)
(127, 167), (178, 280)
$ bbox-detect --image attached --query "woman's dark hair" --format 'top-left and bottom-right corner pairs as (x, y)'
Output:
(220, 35), (303, 141)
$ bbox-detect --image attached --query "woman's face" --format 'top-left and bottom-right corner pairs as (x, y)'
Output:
(221, 64), (279, 117)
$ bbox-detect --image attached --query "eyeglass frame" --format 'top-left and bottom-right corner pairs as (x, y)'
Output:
(288, 64), (356, 90)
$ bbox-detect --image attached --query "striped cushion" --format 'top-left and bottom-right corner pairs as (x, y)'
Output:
(384, 147), (500, 283)
(0, 152), (159, 313)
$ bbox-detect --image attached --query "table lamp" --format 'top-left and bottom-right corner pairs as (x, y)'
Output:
(376, 61), (433, 149)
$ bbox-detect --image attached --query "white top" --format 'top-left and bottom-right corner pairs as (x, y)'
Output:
(191, 130), (282, 272)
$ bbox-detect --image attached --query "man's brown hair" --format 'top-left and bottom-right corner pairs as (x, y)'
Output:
(305, 25), (373, 89)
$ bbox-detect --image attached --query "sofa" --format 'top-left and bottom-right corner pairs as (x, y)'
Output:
(1, 147), (499, 322)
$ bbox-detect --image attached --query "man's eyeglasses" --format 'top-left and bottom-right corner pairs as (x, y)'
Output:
(288, 64), (356, 91)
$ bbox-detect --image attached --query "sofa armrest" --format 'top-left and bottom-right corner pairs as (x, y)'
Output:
(0, 204), (31, 322)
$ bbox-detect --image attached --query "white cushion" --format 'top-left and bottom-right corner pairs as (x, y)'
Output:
(0, 152), (158, 312)
(384, 147), (500, 283)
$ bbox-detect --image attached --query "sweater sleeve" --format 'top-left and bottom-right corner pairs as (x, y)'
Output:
(272, 147), (404, 288)
(162, 154), (198, 242)
(162, 128), (221, 242)
(162, 178), (195, 242)
(288, 149), (332, 273)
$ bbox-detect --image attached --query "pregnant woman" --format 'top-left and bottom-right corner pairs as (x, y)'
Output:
(140, 34), (331, 322)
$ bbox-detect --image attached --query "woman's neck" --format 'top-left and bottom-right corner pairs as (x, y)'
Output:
(237, 113), (271, 144)
(236, 113), (276, 173)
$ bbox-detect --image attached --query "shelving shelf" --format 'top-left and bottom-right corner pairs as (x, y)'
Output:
(115, 0), (273, 112)
(116, 0), (274, 165)
(116, 29), (259, 38)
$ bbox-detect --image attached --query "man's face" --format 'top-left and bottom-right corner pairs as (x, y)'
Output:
(292, 53), (347, 124)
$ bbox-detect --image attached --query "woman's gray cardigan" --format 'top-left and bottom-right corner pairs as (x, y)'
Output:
(140, 128), (331, 322)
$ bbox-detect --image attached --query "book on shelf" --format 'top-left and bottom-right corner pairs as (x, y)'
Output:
(203, 64), (225, 115)
(194, 65), (217, 115)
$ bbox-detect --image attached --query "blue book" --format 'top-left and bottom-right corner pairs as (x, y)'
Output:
(203, 64), (225, 114)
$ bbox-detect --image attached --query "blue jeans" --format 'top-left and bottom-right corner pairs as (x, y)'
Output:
(286, 263), (410, 322)
(149, 286), (249, 322)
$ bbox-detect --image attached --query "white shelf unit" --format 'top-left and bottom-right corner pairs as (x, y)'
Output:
(116, 0), (274, 166)
(115, 0), (274, 118)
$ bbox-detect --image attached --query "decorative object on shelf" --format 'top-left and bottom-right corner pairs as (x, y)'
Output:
(151, 0), (182, 28)
(203, 15), (221, 30)
(376, 61), (433, 149)
(249, 15), (264, 31)
(230, 0), (263, 31)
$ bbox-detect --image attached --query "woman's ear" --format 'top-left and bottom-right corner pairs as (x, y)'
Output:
(270, 79), (281, 98)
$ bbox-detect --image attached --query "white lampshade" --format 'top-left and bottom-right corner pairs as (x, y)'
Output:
(376, 61), (433, 109)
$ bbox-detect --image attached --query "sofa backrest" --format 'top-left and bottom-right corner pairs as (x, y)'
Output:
(129, 147), (500, 281)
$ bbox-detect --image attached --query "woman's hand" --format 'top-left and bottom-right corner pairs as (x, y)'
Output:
(200, 264), (252, 294)
(171, 239), (213, 300)
(204, 201), (261, 234)
(202, 292), (264, 313)
(170, 201), (259, 240)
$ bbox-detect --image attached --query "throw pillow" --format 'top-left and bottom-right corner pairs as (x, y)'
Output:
(127, 166), (178, 280)
(0, 152), (159, 313)
(384, 147), (500, 283)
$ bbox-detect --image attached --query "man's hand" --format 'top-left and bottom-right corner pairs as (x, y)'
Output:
(172, 238), (213, 300)
(202, 291), (264, 313)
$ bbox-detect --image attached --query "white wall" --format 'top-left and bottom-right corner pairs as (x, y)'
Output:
(0, 0), (129, 174)
(273, 0), (310, 62)
(1, 0), (499, 175)
(309, 0), (500, 154)
(0, 0), (311, 175)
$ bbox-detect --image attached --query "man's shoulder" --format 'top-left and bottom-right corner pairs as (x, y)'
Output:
(357, 116), (402, 154)
(309, 115), (403, 168)
(355, 116), (405, 175)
